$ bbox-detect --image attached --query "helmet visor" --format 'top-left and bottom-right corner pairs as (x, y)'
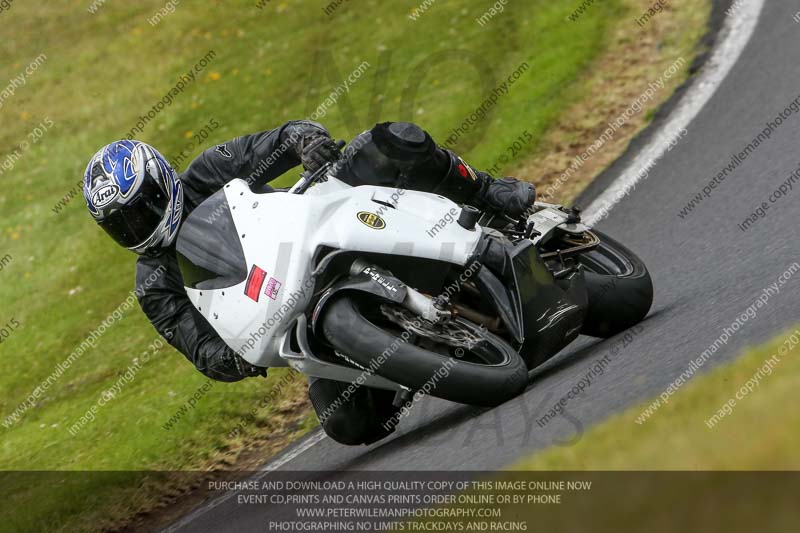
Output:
(97, 177), (169, 249)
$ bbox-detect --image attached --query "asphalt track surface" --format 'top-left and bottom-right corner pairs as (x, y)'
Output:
(167, 1), (800, 530)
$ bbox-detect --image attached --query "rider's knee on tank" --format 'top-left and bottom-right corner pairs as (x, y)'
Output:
(336, 121), (535, 216)
(336, 122), (447, 189)
(336, 121), (486, 203)
(308, 378), (399, 446)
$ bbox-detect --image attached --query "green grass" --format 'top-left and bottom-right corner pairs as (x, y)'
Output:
(513, 327), (800, 470)
(0, 0), (696, 530)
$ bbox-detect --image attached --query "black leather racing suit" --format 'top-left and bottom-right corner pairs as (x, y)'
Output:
(134, 120), (329, 381)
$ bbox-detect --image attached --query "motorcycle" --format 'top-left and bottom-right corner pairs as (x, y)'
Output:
(176, 157), (653, 407)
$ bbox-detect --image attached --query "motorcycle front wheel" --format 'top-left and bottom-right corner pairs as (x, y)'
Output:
(320, 296), (528, 407)
(577, 230), (654, 338)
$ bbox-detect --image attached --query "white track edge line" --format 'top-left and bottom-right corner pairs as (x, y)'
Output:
(583, 0), (766, 226)
(161, 431), (327, 532)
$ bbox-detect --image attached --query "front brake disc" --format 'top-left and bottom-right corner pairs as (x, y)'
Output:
(379, 304), (484, 350)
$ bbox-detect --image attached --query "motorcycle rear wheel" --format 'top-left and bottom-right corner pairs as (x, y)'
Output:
(320, 297), (528, 407)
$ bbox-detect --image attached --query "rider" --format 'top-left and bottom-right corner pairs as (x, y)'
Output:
(83, 121), (535, 445)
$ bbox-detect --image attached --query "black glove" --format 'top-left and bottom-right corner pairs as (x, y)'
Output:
(301, 134), (342, 172)
(477, 177), (536, 219)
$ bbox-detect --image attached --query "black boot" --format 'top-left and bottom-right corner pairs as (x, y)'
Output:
(432, 151), (536, 219)
(308, 377), (400, 446)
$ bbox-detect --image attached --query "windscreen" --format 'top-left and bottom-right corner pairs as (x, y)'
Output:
(175, 189), (248, 290)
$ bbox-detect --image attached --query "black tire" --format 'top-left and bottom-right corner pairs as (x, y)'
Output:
(321, 297), (528, 407)
(577, 230), (653, 338)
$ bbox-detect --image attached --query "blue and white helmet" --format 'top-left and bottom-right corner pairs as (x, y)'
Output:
(84, 140), (183, 256)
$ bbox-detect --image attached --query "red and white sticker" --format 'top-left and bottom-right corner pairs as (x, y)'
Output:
(264, 277), (282, 300)
(245, 265), (268, 302)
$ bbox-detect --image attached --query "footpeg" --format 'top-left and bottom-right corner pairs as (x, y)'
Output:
(393, 388), (414, 408)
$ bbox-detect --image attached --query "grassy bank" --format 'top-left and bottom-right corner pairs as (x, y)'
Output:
(512, 0), (712, 203)
(514, 327), (800, 469)
(0, 0), (708, 530)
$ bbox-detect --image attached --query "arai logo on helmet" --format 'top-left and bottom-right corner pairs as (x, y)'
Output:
(91, 183), (120, 209)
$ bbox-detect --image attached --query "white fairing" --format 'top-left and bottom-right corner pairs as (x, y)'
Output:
(185, 177), (482, 367)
